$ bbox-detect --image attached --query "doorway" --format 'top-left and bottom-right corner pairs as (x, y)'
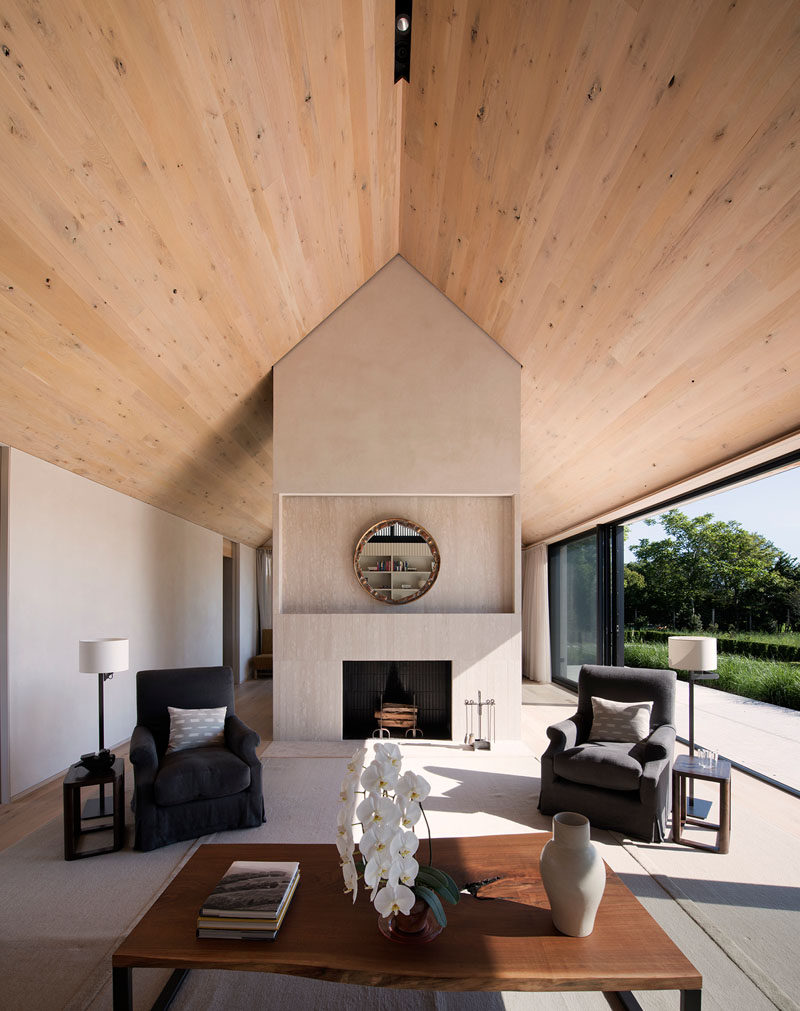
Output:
(222, 538), (240, 677)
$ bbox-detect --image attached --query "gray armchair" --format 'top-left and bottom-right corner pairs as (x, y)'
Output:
(538, 664), (676, 842)
(130, 666), (265, 851)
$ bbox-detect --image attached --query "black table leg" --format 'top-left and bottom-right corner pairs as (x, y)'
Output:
(152, 968), (191, 1010)
(616, 993), (643, 1010)
(112, 966), (132, 1011)
(113, 966), (189, 1011)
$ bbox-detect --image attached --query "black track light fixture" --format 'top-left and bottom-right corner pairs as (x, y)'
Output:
(394, 2), (412, 83)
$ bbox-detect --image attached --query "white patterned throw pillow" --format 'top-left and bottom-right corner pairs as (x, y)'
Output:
(589, 696), (653, 743)
(166, 706), (227, 753)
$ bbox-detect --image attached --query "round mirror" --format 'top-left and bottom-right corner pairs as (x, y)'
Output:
(354, 518), (440, 605)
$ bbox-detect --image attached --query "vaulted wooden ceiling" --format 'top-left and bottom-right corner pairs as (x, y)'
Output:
(1, 0), (799, 547)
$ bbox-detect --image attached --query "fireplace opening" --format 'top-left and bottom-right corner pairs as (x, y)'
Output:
(343, 661), (452, 740)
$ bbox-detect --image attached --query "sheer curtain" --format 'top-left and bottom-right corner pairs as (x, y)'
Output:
(256, 545), (272, 631)
(522, 543), (551, 682)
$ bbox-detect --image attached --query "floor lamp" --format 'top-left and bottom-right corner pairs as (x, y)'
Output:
(667, 634), (718, 819)
(78, 637), (129, 818)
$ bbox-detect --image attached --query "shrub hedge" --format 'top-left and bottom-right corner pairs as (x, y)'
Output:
(625, 628), (800, 663)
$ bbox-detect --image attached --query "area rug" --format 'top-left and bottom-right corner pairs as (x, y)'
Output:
(0, 741), (552, 1011)
(0, 808), (197, 1010)
(3, 741), (794, 1010)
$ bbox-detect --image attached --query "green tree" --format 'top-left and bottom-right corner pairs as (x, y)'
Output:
(627, 510), (799, 630)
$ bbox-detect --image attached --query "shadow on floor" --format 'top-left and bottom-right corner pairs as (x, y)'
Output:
(418, 764), (551, 832)
(618, 870), (800, 912)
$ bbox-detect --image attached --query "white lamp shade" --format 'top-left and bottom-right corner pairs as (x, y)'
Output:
(79, 638), (129, 674)
(667, 635), (717, 672)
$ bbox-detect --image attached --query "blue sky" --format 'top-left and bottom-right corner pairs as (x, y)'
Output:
(625, 465), (800, 563)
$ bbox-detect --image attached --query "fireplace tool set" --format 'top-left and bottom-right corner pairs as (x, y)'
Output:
(464, 691), (495, 750)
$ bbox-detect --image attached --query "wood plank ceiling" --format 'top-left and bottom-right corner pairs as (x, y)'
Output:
(1, 0), (799, 547)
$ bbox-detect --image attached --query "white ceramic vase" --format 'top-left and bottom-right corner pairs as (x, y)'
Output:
(539, 811), (606, 937)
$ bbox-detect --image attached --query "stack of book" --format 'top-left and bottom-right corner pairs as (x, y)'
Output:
(196, 859), (300, 940)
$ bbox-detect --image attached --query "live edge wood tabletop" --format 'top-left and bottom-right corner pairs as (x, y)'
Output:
(112, 834), (701, 1008)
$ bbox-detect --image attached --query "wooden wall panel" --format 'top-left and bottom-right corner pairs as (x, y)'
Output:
(401, 0), (800, 544)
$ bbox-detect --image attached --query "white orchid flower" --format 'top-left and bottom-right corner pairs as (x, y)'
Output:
(364, 850), (394, 901)
(374, 883), (416, 918)
(337, 804), (356, 838)
(346, 746), (367, 774)
(388, 855), (419, 888)
(399, 800), (421, 828)
(358, 827), (376, 863)
(396, 771), (431, 805)
(342, 857), (358, 903)
(356, 793), (401, 830)
(361, 758), (399, 795)
(358, 829), (376, 861)
(374, 741), (402, 769)
(390, 829), (419, 860)
(336, 833), (355, 862)
(339, 770), (360, 803)
(359, 823), (396, 864)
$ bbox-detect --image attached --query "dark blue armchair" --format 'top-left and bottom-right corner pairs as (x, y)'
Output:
(538, 664), (676, 843)
(130, 666), (265, 851)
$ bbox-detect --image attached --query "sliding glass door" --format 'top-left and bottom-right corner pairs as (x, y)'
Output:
(548, 526), (623, 688)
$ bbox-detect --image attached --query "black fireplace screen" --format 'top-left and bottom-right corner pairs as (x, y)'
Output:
(342, 661), (452, 740)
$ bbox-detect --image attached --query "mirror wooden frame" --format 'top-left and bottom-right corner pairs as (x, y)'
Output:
(353, 518), (440, 606)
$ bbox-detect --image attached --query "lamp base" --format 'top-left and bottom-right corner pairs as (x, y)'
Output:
(686, 797), (712, 820)
(78, 749), (115, 775)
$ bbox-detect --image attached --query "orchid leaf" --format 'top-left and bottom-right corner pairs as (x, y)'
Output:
(414, 884), (447, 927)
(416, 866), (460, 905)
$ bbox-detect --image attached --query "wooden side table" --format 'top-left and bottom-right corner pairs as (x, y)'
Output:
(672, 754), (731, 854)
(63, 756), (125, 860)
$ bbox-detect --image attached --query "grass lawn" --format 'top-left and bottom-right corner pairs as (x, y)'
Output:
(624, 641), (800, 711)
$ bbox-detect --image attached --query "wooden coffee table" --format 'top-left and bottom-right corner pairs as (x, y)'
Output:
(112, 834), (702, 1009)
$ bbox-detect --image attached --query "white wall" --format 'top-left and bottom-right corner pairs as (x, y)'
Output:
(273, 256), (522, 741)
(274, 258), (520, 495)
(6, 449), (222, 795)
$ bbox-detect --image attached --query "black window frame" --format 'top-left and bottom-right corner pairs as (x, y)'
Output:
(547, 448), (800, 690)
(548, 523), (624, 688)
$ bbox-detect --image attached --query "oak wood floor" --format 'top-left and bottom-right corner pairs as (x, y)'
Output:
(0, 678), (274, 855)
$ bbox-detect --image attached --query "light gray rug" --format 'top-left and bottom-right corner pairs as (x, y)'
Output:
(2, 742), (796, 1010)
(0, 807), (196, 1010)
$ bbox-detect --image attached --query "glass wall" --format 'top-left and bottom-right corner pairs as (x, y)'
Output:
(548, 525), (623, 688)
(548, 532), (599, 687)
